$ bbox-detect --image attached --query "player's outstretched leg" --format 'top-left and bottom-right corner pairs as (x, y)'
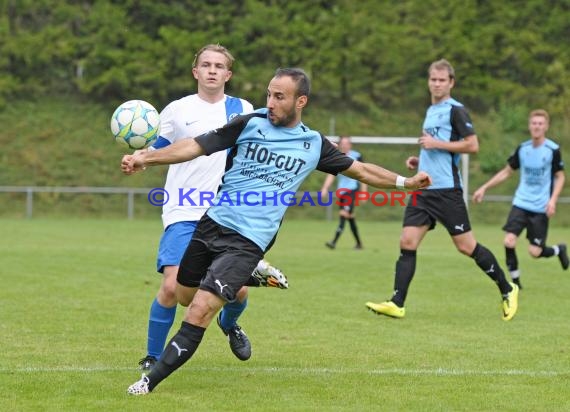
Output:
(505, 246), (522, 289)
(326, 217), (346, 249)
(348, 218), (363, 249)
(365, 301), (405, 318)
(217, 288), (251, 361)
(365, 249), (416, 319)
(472, 243), (519, 320)
(139, 298), (176, 371)
(217, 311), (251, 361)
(502, 282), (519, 321)
(127, 321), (206, 395)
(558, 243), (569, 270)
(250, 260), (289, 289)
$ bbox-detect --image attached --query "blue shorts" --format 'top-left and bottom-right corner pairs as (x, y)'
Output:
(156, 221), (198, 273)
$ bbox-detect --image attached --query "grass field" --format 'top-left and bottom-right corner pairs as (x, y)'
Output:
(1, 218), (569, 411)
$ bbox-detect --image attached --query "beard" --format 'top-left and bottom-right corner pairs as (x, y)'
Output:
(269, 108), (296, 127)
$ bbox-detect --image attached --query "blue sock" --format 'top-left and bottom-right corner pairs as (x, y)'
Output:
(219, 298), (248, 331)
(147, 298), (177, 359)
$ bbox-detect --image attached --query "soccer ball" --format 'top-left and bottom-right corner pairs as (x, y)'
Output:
(110, 100), (160, 150)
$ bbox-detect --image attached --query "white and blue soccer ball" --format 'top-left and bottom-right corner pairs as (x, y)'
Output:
(110, 100), (160, 150)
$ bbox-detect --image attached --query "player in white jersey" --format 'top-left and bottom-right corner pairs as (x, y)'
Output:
(473, 109), (567, 289)
(137, 45), (288, 372)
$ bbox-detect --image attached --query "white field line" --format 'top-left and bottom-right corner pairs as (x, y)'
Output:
(0, 366), (566, 377)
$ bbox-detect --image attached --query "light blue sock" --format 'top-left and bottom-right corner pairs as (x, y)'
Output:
(219, 298), (248, 331)
(147, 298), (176, 359)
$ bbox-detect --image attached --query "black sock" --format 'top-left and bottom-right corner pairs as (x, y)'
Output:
(391, 249), (416, 307)
(348, 218), (362, 246)
(539, 246), (555, 258)
(471, 243), (511, 295)
(146, 321), (205, 391)
(505, 247), (518, 272)
(332, 217), (346, 244)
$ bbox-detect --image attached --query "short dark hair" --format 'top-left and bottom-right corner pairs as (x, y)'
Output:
(274, 68), (311, 98)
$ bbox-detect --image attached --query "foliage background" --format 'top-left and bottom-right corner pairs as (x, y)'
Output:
(2, 0), (569, 114)
(0, 0), (569, 223)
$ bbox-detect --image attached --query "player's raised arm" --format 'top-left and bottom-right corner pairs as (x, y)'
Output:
(472, 165), (514, 203)
(121, 137), (205, 174)
(342, 160), (431, 190)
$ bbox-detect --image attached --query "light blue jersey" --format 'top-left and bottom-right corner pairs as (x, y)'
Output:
(336, 150), (362, 190)
(419, 98), (475, 189)
(195, 108), (354, 251)
(508, 138), (564, 213)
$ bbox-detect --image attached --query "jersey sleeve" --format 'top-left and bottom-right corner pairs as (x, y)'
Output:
(241, 100), (254, 114)
(194, 113), (252, 155)
(316, 135), (355, 175)
(507, 145), (521, 170)
(450, 106), (476, 138)
(157, 101), (176, 142)
(553, 148), (564, 173)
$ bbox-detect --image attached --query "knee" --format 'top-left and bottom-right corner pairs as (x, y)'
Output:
(157, 276), (178, 305)
(160, 279), (177, 299)
(528, 245), (541, 258)
(454, 237), (477, 256)
(456, 243), (474, 256)
(236, 286), (249, 303)
(187, 300), (212, 324)
(399, 236), (417, 251)
(504, 234), (517, 249)
(185, 292), (225, 327)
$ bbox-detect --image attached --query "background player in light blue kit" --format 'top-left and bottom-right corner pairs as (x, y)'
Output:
(122, 67), (431, 395)
(473, 109), (568, 289)
(321, 136), (367, 250)
(366, 59), (519, 321)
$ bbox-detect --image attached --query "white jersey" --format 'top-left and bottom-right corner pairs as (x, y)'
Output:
(156, 94), (253, 228)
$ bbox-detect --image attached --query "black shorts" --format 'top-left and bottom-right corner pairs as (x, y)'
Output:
(403, 189), (472, 236)
(337, 189), (357, 214)
(177, 214), (264, 303)
(502, 205), (549, 247)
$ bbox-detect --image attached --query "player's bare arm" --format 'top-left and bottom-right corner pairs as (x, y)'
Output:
(320, 174), (336, 198)
(406, 156), (419, 170)
(121, 137), (205, 174)
(419, 132), (479, 154)
(546, 170), (566, 217)
(472, 165), (514, 203)
(343, 161), (431, 190)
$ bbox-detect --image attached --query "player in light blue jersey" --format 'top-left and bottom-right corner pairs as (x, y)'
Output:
(122, 67), (431, 395)
(321, 136), (367, 250)
(133, 44), (288, 372)
(473, 109), (568, 289)
(366, 59), (519, 321)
